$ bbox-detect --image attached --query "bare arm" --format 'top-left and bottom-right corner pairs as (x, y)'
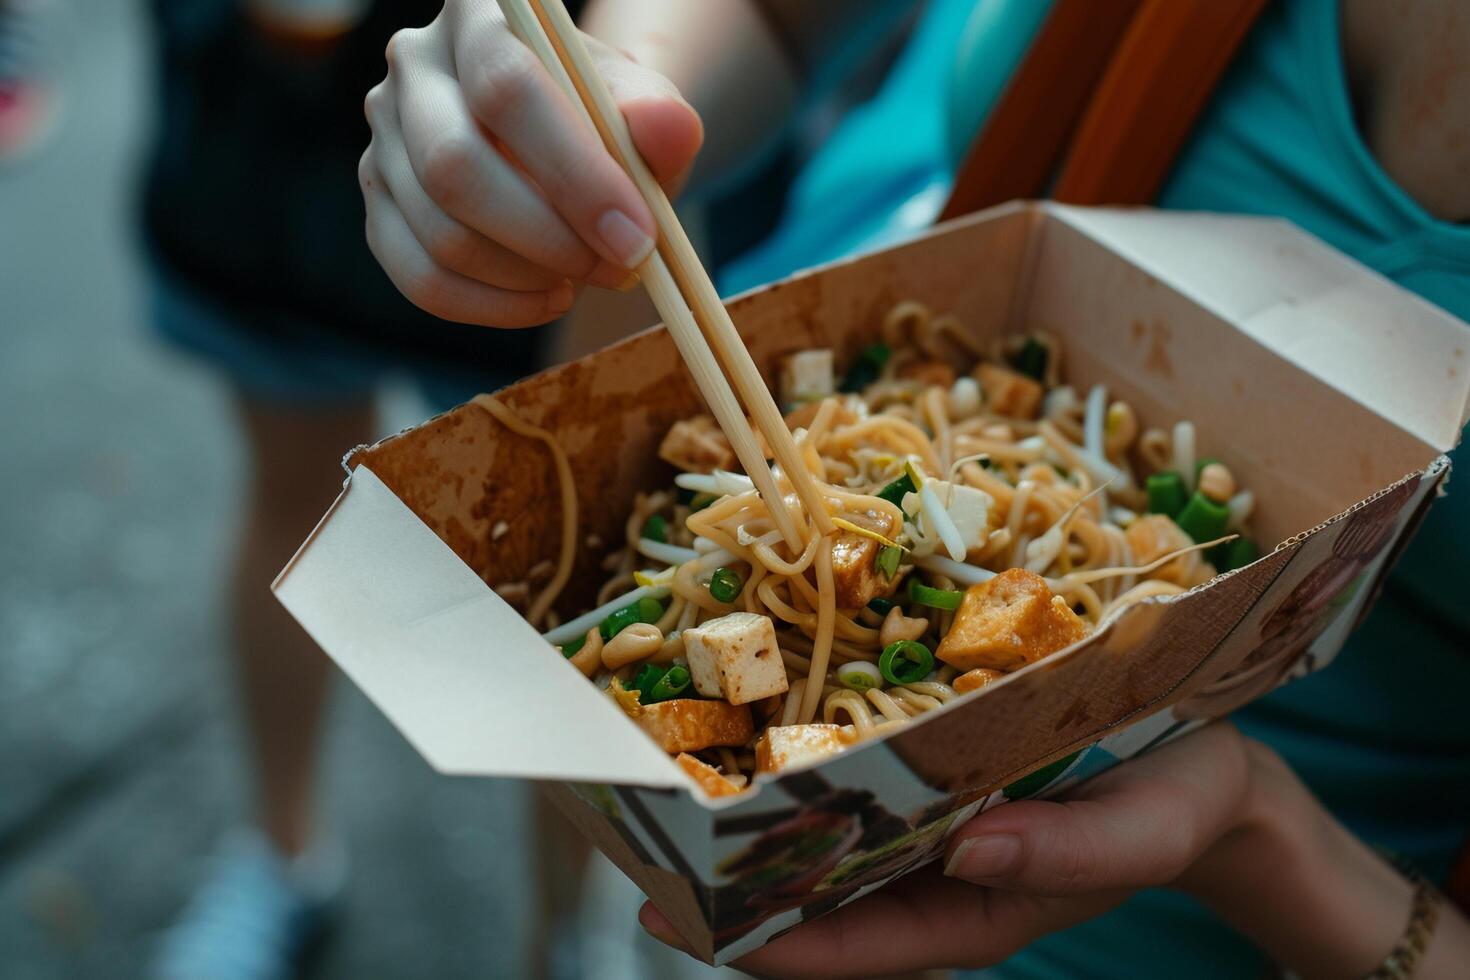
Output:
(581, 0), (918, 188)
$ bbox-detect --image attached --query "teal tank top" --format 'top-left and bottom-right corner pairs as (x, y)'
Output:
(723, 1), (1470, 975)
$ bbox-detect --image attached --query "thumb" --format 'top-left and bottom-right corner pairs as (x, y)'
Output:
(589, 39), (704, 193)
(942, 723), (1253, 896)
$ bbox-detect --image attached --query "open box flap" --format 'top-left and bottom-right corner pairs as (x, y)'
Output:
(273, 466), (684, 789)
(1048, 205), (1470, 452)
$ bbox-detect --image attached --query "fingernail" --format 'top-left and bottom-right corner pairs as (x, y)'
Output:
(615, 270), (641, 292)
(548, 280), (575, 315)
(596, 208), (655, 269)
(944, 834), (1022, 881)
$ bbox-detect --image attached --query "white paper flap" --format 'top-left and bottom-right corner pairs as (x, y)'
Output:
(1050, 205), (1470, 452)
(273, 466), (683, 789)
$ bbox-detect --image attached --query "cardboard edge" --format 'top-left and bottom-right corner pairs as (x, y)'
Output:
(1045, 205), (1470, 454)
(273, 465), (689, 790)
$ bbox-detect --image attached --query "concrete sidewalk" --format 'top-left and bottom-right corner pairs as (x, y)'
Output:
(0, 3), (528, 976)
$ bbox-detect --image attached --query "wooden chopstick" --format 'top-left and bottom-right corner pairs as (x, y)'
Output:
(500, 0), (836, 541)
(494, 0), (806, 551)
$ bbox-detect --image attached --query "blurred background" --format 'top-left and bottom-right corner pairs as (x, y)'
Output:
(0, 1), (549, 977)
(0, 1), (899, 977)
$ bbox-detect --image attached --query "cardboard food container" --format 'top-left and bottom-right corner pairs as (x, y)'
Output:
(274, 202), (1468, 964)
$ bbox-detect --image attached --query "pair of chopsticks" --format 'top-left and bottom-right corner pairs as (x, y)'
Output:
(496, 0), (833, 552)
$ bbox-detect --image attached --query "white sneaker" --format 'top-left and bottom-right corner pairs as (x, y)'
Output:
(150, 829), (346, 980)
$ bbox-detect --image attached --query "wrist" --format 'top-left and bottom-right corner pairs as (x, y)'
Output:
(1173, 738), (1413, 978)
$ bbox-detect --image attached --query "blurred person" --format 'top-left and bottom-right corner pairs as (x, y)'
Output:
(363, 0), (1470, 976)
(142, 2), (821, 977)
(141, 1), (570, 978)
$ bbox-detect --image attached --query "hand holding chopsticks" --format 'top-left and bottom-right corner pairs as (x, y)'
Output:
(496, 0), (835, 548)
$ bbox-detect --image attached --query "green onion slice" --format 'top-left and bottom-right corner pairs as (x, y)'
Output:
(837, 661), (883, 692)
(560, 634), (586, 658)
(599, 604), (642, 641)
(636, 596), (666, 624)
(908, 577), (963, 611)
(641, 514), (668, 543)
(632, 663), (666, 702)
(876, 473), (916, 507)
(709, 566), (743, 603)
(1013, 337), (1049, 381)
(875, 544), (901, 581)
(839, 343), (891, 393)
(1176, 491), (1230, 544)
(867, 597), (897, 617)
(1214, 536), (1259, 572)
(879, 640), (934, 686)
(648, 665), (691, 702)
(1146, 471), (1187, 517)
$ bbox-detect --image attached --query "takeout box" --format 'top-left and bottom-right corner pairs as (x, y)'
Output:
(274, 202), (1467, 964)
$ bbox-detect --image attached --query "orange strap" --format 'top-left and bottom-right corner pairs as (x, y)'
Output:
(942, 0), (1268, 216)
(939, 0), (1140, 222)
(1053, 0), (1270, 204)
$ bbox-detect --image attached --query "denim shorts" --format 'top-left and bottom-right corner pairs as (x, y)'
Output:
(149, 266), (524, 414)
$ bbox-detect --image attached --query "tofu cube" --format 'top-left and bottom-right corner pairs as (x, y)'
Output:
(975, 363), (1044, 419)
(683, 612), (789, 705)
(755, 724), (847, 774)
(675, 752), (743, 797)
(659, 414), (735, 474)
(779, 349), (835, 405)
(635, 699), (754, 754)
(830, 508), (900, 609)
(1125, 514), (1213, 587)
(936, 568), (1089, 672)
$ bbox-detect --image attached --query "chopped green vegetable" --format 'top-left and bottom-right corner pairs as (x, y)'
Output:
(837, 661), (883, 692)
(1146, 471), (1187, 517)
(908, 577), (963, 611)
(880, 640), (934, 686)
(632, 663), (666, 701)
(709, 566), (743, 603)
(1213, 536), (1259, 572)
(599, 603), (642, 640)
(876, 473), (916, 507)
(689, 492), (717, 512)
(875, 544), (901, 581)
(636, 596), (666, 624)
(867, 597), (897, 617)
(839, 343), (891, 393)
(648, 665), (691, 702)
(1176, 491), (1230, 543)
(641, 514), (668, 543)
(561, 634), (586, 658)
(1012, 337), (1049, 381)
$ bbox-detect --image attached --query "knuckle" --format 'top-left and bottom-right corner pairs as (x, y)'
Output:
(418, 134), (475, 211)
(364, 82), (387, 126)
(422, 219), (480, 275)
(464, 48), (537, 126)
(1042, 828), (1104, 895)
(384, 27), (421, 70)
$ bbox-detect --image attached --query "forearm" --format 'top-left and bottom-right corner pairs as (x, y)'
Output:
(1176, 740), (1470, 978)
